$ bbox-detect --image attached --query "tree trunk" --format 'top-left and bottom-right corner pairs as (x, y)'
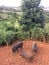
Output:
(43, 36), (46, 43)
(6, 42), (9, 46)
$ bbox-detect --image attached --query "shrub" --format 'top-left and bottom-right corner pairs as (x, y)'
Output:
(16, 31), (28, 40)
(0, 30), (17, 46)
(5, 31), (17, 45)
(31, 26), (44, 41)
(0, 30), (6, 46)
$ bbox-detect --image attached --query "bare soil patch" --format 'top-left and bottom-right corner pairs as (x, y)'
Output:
(0, 40), (49, 65)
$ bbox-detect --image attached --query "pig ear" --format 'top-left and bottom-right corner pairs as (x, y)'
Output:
(34, 41), (35, 43)
(33, 41), (36, 43)
(23, 41), (25, 43)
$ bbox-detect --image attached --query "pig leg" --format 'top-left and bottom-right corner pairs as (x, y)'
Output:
(17, 49), (18, 52)
(20, 46), (23, 50)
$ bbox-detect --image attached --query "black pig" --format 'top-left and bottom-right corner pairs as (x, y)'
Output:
(12, 41), (23, 53)
(32, 42), (37, 53)
(20, 49), (33, 63)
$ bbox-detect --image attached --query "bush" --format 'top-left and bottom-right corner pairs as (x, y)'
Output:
(0, 30), (6, 45)
(31, 26), (44, 41)
(5, 31), (17, 45)
(16, 31), (28, 40)
(44, 25), (49, 42)
(0, 30), (17, 46)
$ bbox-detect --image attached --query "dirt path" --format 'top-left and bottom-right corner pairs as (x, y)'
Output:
(0, 40), (49, 65)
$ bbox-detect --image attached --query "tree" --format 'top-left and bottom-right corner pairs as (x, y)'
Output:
(20, 0), (45, 31)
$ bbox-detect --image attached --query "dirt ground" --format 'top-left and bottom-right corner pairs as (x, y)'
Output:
(0, 40), (49, 65)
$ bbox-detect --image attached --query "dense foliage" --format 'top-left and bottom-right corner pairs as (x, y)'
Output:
(0, 0), (49, 46)
(0, 11), (22, 46)
(20, 0), (45, 40)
